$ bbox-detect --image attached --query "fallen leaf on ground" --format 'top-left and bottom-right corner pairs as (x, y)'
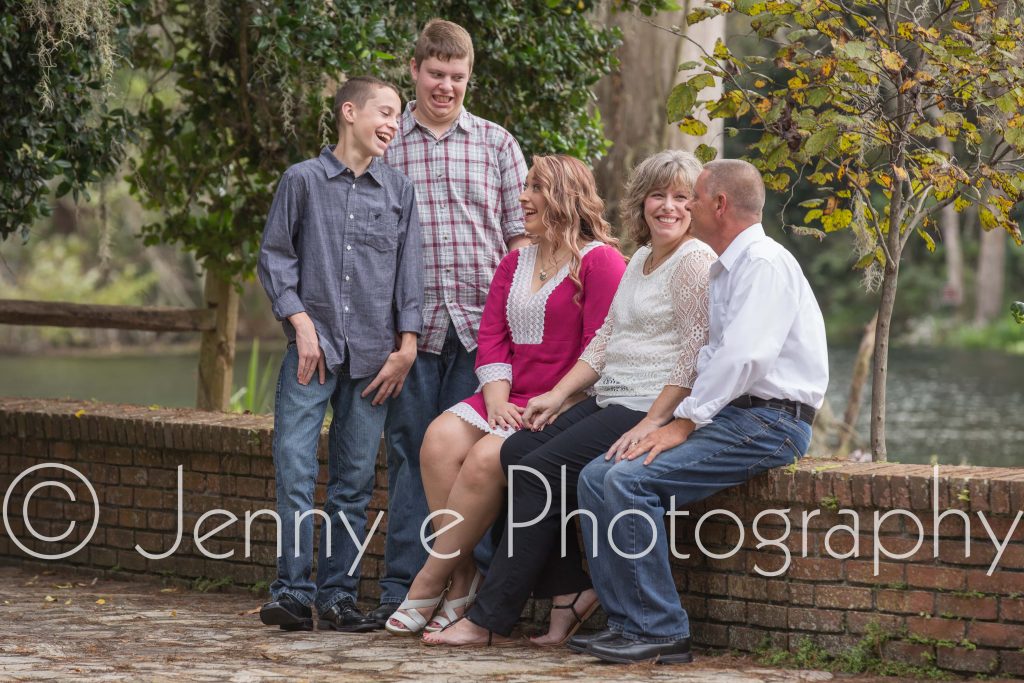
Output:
(64, 599), (72, 605)
(169, 610), (176, 617)
(159, 587), (178, 593)
(44, 595), (56, 603)
(95, 598), (106, 605)
(54, 583), (73, 589)
(240, 607), (261, 616)
(24, 575), (39, 586)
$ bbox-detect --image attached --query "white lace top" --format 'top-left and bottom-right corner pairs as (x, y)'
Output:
(580, 239), (715, 412)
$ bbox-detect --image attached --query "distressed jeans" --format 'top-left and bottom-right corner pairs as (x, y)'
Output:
(578, 405), (811, 642)
(269, 344), (388, 612)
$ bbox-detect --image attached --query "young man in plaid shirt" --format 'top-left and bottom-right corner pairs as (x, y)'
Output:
(371, 18), (530, 625)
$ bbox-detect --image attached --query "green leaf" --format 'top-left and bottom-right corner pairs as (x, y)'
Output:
(687, 73), (716, 92)
(803, 126), (839, 156)
(677, 60), (702, 72)
(694, 143), (718, 164)
(666, 82), (696, 121)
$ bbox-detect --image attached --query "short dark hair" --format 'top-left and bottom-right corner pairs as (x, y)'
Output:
(333, 76), (401, 125)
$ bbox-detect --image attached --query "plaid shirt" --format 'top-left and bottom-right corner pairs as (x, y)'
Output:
(385, 102), (527, 354)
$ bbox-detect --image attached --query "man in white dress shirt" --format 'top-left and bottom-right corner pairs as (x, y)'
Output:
(574, 159), (829, 664)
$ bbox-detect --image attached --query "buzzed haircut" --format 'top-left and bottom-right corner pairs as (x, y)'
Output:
(703, 159), (766, 217)
(414, 19), (474, 72)
(333, 76), (401, 124)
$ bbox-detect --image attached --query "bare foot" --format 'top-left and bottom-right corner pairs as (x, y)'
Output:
(421, 616), (515, 646)
(529, 589), (599, 647)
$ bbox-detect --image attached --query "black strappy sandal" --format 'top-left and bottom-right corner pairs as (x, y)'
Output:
(538, 590), (601, 647)
(422, 614), (518, 647)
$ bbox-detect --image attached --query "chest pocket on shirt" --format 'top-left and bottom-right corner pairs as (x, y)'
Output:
(361, 210), (398, 251)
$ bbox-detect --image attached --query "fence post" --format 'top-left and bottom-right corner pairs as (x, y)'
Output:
(196, 271), (239, 411)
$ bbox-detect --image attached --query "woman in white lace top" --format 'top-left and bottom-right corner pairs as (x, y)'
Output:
(424, 150), (717, 647)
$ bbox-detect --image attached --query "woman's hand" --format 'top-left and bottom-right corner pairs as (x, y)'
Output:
(522, 390), (566, 431)
(487, 401), (524, 431)
(605, 417), (663, 461)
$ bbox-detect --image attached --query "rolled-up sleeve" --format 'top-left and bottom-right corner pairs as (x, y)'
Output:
(393, 180), (424, 335)
(497, 136), (527, 243)
(257, 169), (306, 321)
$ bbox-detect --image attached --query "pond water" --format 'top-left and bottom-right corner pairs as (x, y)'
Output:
(0, 344), (1020, 467)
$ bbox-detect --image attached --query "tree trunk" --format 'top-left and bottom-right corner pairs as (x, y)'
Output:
(937, 137), (964, 311)
(196, 271), (239, 411)
(974, 226), (1007, 325)
(591, 2), (725, 227)
(837, 311), (877, 457)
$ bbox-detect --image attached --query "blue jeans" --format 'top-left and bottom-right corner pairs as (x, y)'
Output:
(270, 344), (388, 612)
(379, 323), (478, 604)
(578, 405), (811, 642)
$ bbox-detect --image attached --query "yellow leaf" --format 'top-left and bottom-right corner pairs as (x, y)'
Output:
(899, 79), (917, 93)
(880, 49), (906, 73)
(754, 79), (767, 88)
(170, 610), (177, 617)
(64, 599), (72, 605)
(892, 165), (909, 182)
(74, 409), (86, 418)
(44, 595), (56, 602)
(96, 598), (106, 605)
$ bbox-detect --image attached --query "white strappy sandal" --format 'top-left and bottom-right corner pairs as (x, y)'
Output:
(384, 593), (443, 636)
(424, 571), (482, 633)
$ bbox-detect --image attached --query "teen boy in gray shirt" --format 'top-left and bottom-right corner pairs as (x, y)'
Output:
(256, 76), (422, 632)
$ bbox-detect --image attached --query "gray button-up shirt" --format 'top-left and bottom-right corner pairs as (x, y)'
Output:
(257, 146), (423, 378)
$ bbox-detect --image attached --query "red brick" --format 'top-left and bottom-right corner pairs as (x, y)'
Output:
(706, 599), (746, 623)
(788, 557), (842, 581)
(728, 575), (767, 600)
(747, 604), (786, 629)
(1003, 651), (1024, 677)
(935, 593), (997, 620)
(882, 640), (934, 667)
(876, 589), (934, 615)
(846, 611), (901, 634)
(814, 585), (874, 610)
(788, 607), (843, 633)
(691, 623), (729, 647)
(847, 560), (905, 585)
(966, 568), (1022, 595)
(967, 621), (1024, 648)
(1001, 596), (1024, 622)
(935, 646), (997, 674)
(906, 615), (965, 641)
(906, 565), (965, 590)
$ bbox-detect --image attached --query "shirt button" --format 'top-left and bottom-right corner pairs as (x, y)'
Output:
(344, 306), (349, 312)
(346, 245), (352, 250)
(344, 275), (350, 281)
(348, 214), (354, 219)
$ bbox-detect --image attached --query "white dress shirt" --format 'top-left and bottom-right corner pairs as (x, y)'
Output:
(673, 223), (829, 428)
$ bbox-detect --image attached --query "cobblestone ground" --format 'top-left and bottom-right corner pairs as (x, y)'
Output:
(0, 565), (841, 683)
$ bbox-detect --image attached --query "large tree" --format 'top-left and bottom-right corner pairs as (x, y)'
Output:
(0, 0), (133, 241)
(673, 0), (1024, 460)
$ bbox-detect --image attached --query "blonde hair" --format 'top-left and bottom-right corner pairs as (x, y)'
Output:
(530, 155), (621, 303)
(620, 150), (703, 246)
(414, 19), (474, 72)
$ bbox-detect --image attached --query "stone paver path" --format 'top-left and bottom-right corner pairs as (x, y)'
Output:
(0, 566), (839, 682)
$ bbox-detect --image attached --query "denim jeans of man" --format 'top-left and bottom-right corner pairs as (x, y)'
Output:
(379, 323), (479, 605)
(269, 344), (388, 613)
(578, 405), (811, 642)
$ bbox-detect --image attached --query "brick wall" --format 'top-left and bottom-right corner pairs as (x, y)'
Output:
(2, 398), (1022, 676)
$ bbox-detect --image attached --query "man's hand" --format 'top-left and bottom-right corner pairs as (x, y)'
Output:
(362, 350), (415, 406)
(619, 418), (695, 465)
(289, 312), (325, 385)
(521, 390), (566, 431)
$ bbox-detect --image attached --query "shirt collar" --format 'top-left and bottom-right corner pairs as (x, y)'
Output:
(400, 101), (472, 137)
(716, 223), (766, 272)
(317, 146), (384, 183)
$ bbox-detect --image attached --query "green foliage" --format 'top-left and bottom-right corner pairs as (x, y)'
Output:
(0, 1), (133, 240)
(947, 316), (1024, 354)
(679, 1), (1024, 285)
(230, 339), (275, 414)
(127, 0), (629, 280)
(1012, 301), (1024, 325)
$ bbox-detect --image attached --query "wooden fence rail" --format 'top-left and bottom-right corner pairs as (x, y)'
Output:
(0, 299), (216, 333)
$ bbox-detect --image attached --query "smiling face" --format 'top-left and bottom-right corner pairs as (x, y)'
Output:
(343, 86), (401, 158)
(519, 166), (549, 240)
(410, 56), (470, 131)
(643, 180), (692, 246)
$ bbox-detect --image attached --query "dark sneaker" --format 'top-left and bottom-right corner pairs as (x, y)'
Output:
(318, 598), (381, 633)
(259, 594), (313, 631)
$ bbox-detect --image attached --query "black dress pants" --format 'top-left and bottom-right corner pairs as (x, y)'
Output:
(466, 397), (645, 635)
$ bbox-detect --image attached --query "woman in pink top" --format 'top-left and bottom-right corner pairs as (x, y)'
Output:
(386, 155), (625, 635)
